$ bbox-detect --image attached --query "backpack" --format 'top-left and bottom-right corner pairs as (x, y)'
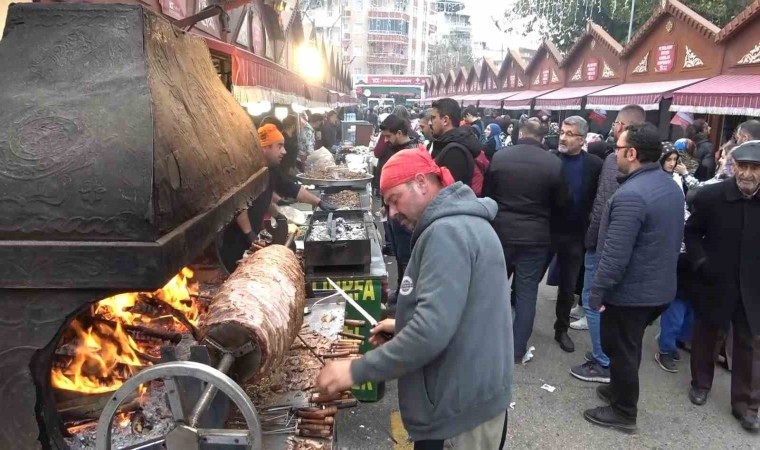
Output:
(439, 143), (490, 197)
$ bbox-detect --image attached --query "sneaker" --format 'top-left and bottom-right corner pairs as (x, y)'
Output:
(570, 316), (589, 330)
(671, 349), (681, 361)
(570, 305), (585, 320)
(655, 352), (678, 373)
(583, 406), (637, 434)
(584, 351), (594, 363)
(570, 360), (610, 383)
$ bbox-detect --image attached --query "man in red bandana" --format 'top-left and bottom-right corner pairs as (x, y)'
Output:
(317, 149), (514, 449)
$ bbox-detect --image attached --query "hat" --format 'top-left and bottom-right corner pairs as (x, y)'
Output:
(673, 138), (690, 152)
(731, 141), (760, 164)
(380, 149), (455, 193)
(258, 123), (284, 147)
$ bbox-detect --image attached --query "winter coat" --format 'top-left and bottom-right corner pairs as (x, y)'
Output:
(694, 134), (716, 181)
(589, 163), (685, 309)
(685, 178), (760, 334)
(483, 138), (570, 246)
(585, 153), (621, 249)
(431, 127), (481, 187)
(550, 150), (604, 237)
(351, 183), (512, 441)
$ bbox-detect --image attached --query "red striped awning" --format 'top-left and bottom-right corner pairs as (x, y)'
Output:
(502, 89), (557, 110)
(461, 94), (482, 107)
(474, 92), (518, 108)
(586, 79), (704, 111)
(534, 85), (617, 111)
(670, 75), (760, 116)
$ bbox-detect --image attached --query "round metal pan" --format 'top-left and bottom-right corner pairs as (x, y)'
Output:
(296, 174), (373, 188)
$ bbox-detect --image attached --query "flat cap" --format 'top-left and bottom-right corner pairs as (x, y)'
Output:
(732, 141), (760, 164)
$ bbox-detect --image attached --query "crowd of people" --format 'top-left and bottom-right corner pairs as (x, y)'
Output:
(315, 97), (760, 448)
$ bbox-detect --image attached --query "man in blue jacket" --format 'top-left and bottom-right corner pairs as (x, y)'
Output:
(583, 123), (685, 434)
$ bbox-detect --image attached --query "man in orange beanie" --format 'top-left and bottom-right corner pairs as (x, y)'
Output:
(317, 149), (513, 449)
(219, 123), (333, 271)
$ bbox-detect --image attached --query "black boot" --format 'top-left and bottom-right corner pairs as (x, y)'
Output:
(555, 331), (575, 353)
(583, 406), (637, 434)
(733, 410), (760, 433)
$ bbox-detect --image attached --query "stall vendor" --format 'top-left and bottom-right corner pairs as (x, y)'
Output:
(217, 124), (335, 272)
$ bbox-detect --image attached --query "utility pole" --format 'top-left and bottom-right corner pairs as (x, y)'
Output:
(627, 0), (636, 42)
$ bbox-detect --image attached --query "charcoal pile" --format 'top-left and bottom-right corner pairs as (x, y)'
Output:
(307, 218), (366, 242)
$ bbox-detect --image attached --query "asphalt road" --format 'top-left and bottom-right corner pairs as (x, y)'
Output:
(336, 255), (758, 449)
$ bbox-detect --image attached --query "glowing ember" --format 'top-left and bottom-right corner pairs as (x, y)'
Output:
(52, 269), (200, 394)
(116, 412), (132, 428)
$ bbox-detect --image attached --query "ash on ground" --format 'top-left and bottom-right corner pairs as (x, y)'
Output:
(64, 382), (175, 450)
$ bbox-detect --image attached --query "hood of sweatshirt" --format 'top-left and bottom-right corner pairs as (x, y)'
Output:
(434, 127), (482, 158)
(411, 182), (497, 245)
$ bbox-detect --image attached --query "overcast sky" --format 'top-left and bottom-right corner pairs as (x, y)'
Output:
(461, 0), (541, 50)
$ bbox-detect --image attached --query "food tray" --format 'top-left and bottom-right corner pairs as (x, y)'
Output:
(304, 210), (372, 269)
(297, 173), (373, 188)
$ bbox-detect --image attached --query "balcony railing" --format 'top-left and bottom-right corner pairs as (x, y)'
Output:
(368, 10), (410, 21)
(367, 32), (409, 44)
(367, 55), (408, 66)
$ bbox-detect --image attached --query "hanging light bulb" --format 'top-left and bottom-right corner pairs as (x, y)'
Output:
(274, 106), (288, 121)
(259, 101), (272, 113)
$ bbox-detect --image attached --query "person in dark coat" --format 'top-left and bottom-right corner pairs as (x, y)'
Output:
(483, 117), (570, 362)
(688, 119), (715, 181)
(685, 140), (760, 433)
(549, 116), (603, 354)
(584, 123), (685, 434)
(430, 98), (480, 187)
(570, 104), (646, 384)
(322, 110), (340, 149)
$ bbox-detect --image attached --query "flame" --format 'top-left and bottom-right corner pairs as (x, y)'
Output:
(116, 412), (132, 428)
(52, 269), (199, 394)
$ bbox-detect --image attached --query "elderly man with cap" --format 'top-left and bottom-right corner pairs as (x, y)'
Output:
(219, 124), (333, 271)
(317, 149), (513, 449)
(686, 140), (760, 433)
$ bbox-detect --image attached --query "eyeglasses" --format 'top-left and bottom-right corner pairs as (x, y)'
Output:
(615, 145), (631, 152)
(558, 130), (583, 138)
(612, 120), (625, 126)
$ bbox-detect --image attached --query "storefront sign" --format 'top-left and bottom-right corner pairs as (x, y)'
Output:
(356, 75), (428, 86)
(160, 0), (186, 19)
(541, 69), (550, 85)
(586, 58), (599, 81)
(655, 43), (676, 73)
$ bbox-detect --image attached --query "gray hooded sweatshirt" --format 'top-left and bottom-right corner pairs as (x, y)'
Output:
(351, 182), (514, 441)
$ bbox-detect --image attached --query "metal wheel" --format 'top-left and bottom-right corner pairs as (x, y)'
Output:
(96, 361), (261, 450)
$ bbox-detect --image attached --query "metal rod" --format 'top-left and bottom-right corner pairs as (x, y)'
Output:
(627, 0), (637, 43)
(188, 352), (235, 427)
(297, 334), (326, 366)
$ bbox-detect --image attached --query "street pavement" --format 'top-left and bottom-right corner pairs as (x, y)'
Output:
(336, 256), (759, 449)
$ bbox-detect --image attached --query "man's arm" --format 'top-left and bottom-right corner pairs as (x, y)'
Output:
(295, 186), (321, 207)
(350, 223), (472, 384)
(236, 211), (253, 235)
(589, 191), (644, 309)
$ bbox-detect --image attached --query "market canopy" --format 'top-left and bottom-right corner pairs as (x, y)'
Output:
(501, 89), (557, 110)
(533, 85), (616, 111)
(473, 92), (518, 108)
(461, 94), (482, 107)
(670, 75), (760, 117)
(586, 78), (705, 111)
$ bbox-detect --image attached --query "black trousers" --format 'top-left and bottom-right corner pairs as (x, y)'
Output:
(551, 235), (586, 333)
(601, 303), (666, 421)
(691, 302), (760, 416)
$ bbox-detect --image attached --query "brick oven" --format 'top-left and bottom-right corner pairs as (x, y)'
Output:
(0, 4), (267, 447)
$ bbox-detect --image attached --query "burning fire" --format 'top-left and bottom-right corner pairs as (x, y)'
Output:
(52, 269), (200, 394)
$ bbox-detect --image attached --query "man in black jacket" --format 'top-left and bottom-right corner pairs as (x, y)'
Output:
(430, 98), (480, 187)
(483, 117), (570, 362)
(550, 116), (603, 353)
(685, 141), (760, 433)
(322, 110), (340, 149)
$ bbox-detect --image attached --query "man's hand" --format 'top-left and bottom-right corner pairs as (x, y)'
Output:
(316, 360), (354, 395)
(369, 319), (395, 346)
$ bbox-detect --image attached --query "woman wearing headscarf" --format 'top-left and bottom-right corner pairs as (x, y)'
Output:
(484, 122), (503, 162)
